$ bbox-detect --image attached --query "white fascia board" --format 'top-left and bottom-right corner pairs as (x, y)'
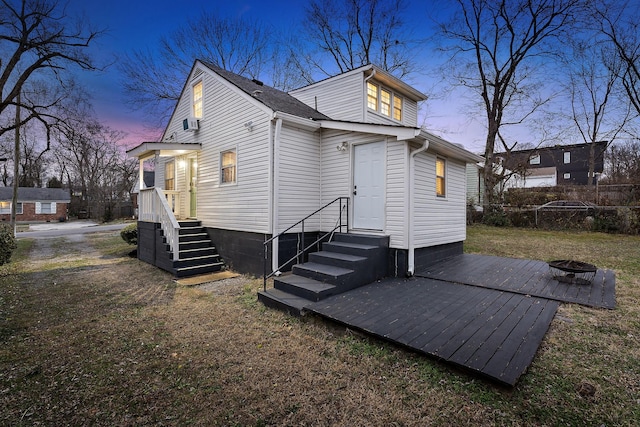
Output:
(126, 142), (202, 159)
(319, 120), (422, 140)
(421, 130), (484, 164)
(273, 111), (321, 131)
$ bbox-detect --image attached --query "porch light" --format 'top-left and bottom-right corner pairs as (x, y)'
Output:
(336, 141), (348, 151)
(244, 121), (254, 131)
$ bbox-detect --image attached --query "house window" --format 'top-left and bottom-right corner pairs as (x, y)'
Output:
(380, 88), (391, 116)
(393, 96), (403, 121)
(564, 173), (571, 179)
(366, 81), (403, 122)
(0, 202), (22, 214)
(436, 157), (446, 197)
(221, 149), (237, 184)
(39, 202), (54, 214)
(165, 161), (175, 191)
(193, 81), (203, 119)
(530, 154), (541, 165)
(367, 82), (378, 111)
(564, 151), (570, 164)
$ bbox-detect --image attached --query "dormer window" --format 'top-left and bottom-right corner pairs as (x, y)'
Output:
(366, 81), (403, 122)
(193, 80), (203, 119)
(393, 96), (402, 121)
(367, 82), (378, 110)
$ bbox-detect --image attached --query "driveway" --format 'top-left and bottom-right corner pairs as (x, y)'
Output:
(16, 221), (130, 239)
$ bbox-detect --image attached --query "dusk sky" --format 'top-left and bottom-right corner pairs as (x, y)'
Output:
(66, 0), (488, 152)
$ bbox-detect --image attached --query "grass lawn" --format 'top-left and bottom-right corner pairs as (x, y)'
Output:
(0, 226), (638, 426)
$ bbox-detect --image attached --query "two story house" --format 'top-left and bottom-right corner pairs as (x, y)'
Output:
(500, 142), (607, 188)
(128, 61), (481, 284)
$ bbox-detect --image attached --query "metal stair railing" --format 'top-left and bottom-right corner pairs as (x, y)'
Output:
(263, 197), (349, 291)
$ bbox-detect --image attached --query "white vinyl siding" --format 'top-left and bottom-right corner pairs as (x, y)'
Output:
(385, 141), (409, 248)
(319, 129), (354, 231)
(165, 67), (272, 233)
(413, 153), (467, 247)
(276, 124), (321, 232)
(290, 72), (365, 122)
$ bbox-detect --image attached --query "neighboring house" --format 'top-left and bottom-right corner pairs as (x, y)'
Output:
(127, 61), (482, 279)
(0, 187), (70, 222)
(500, 142), (607, 187)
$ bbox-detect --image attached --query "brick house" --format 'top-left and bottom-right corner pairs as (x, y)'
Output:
(0, 187), (71, 223)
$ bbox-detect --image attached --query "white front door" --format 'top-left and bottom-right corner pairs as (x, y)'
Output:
(353, 141), (385, 230)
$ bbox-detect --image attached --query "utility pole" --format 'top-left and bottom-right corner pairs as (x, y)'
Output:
(11, 92), (20, 237)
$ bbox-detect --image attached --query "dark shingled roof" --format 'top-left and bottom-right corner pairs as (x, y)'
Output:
(201, 61), (330, 121)
(0, 187), (71, 202)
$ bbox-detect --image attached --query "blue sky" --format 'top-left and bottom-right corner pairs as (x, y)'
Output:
(66, 0), (487, 152)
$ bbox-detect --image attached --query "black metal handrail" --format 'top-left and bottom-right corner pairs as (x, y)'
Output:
(263, 197), (349, 290)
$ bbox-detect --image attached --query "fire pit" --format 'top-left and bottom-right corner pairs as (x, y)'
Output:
(548, 260), (597, 285)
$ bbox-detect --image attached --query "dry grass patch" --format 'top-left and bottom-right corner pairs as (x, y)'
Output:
(1, 227), (639, 425)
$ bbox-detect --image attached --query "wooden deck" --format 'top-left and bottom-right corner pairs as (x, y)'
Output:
(304, 254), (616, 386)
(417, 254), (616, 309)
(307, 277), (559, 386)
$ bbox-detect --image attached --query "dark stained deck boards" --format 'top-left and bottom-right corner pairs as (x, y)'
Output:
(307, 277), (559, 386)
(417, 254), (615, 309)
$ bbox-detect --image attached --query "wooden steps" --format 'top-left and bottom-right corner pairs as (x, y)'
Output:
(258, 233), (389, 315)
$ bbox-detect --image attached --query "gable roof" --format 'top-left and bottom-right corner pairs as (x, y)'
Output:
(0, 187), (71, 202)
(200, 61), (330, 121)
(290, 64), (428, 102)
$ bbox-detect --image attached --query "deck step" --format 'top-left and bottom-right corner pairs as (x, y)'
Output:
(259, 232), (390, 315)
(175, 261), (224, 278)
(308, 251), (367, 270)
(274, 273), (337, 301)
(292, 262), (354, 287)
(322, 241), (379, 257)
(257, 288), (311, 316)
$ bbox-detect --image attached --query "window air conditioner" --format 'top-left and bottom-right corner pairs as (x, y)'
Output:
(183, 117), (199, 131)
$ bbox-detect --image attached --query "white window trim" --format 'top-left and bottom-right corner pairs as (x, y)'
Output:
(192, 80), (203, 119)
(436, 156), (447, 198)
(563, 151), (570, 164)
(220, 148), (237, 186)
(530, 154), (541, 165)
(366, 81), (403, 123)
(35, 202), (57, 215)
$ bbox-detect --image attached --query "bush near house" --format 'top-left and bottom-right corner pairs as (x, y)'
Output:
(120, 223), (137, 245)
(0, 224), (17, 265)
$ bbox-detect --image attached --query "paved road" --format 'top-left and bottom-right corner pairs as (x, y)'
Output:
(16, 221), (130, 239)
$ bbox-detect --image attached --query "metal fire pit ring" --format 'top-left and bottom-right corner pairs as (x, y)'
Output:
(548, 260), (597, 285)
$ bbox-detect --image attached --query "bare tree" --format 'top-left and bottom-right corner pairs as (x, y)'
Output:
(567, 39), (633, 185)
(54, 118), (132, 220)
(299, 0), (418, 80)
(0, 0), (101, 232)
(606, 139), (640, 184)
(119, 11), (279, 127)
(437, 0), (583, 208)
(0, 0), (101, 140)
(598, 1), (640, 116)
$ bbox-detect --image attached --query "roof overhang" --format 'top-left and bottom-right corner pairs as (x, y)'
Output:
(126, 142), (202, 160)
(319, 120), (423, 140)
(420, 130), (484, 164)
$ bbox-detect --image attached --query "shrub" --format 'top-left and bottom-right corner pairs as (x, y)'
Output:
(0, 224), (17, 265)
(120, 223), (138, 245)
(482, 205), (511, 227)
